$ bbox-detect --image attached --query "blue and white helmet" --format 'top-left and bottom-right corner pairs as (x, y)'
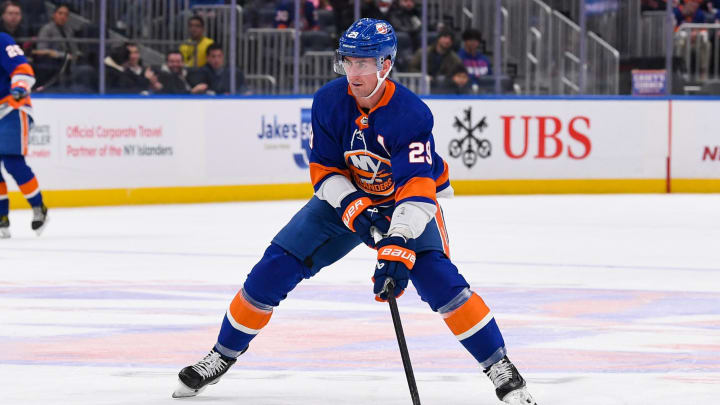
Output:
(334, 18), (397, 76)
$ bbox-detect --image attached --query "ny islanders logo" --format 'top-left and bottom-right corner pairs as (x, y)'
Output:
(376, 23), (388, 34)
(344, 130), (394, 196)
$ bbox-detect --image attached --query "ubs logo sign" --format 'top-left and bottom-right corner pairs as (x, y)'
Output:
(449, 107), (491, 168)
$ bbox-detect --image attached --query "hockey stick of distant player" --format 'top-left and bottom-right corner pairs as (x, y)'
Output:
(35, 52), (71, 92)
(383, 278), (422, 405)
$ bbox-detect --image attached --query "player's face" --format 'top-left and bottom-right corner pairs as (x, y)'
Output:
(345, 57), (390, 98)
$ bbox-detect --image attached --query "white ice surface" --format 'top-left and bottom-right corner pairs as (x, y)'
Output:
(1, 194), (719, 404)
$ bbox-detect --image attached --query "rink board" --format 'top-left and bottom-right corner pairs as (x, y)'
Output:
(3, 96), (718, 207)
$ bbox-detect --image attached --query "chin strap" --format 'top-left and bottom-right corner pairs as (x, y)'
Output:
(363, 64), (393, 99)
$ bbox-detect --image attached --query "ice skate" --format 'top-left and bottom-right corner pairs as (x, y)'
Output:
(0, 215), (9, 238)
(31, 204), (48, 236)
(484, 356), (538, 405)
(172, 349), (236, 398)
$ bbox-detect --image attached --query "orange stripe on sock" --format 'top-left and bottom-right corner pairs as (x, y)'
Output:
(0, 182), (7, 195)
(228, 291), (273, 330)
(19, 177), (38, 195)
(442, 293), (490, 336)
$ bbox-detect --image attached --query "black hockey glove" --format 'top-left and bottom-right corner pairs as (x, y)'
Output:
(372, 235), (416, 301)
(336, 191), (390, 248)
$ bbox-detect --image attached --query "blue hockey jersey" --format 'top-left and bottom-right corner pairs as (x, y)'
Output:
(0, 32), (35, 155)
(0, 33), (34, 106)
(310, 77), (450, 208)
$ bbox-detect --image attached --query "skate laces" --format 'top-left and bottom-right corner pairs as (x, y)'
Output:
(485, 358), (515, 388)
(191, 351), (229, 379)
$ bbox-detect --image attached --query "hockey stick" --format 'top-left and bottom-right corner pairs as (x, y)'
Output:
(383, 278), (422, 405)
(35, 52), (71, 92)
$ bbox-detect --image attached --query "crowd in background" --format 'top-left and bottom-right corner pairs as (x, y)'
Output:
(0, 0), (497, 95)
(641, 0), (720, 23)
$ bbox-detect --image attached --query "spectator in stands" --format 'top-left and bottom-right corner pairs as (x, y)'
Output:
(158, 51), (208, 94)
(36, 3), (79, 59)
(674, 0), (714, 79)
(389, 0), (421, 49)
(673, 0), (711, 24)
(104, 45), (131, 93)
(641, 0), (667, 11)
(190, 0), (227, 5)
(34, 3), (81, 88)
(362, 0), (394, 21)
(329, 0), (354, 37)
(125, 42), (163, 93)
(125, 42), (144, 77)
(409, 30), (463, 82)
(313, 0), (332, 10)
(180, 16), (215, 68)
(275, 0), (318, 30)
(187, 43), (244, 95)
(458, 29), (492, 85)
(0, 1), (30, 39)
(698, 0), (720, 21)
(433, 65), (474, 95)
(104, 43), (159, 95)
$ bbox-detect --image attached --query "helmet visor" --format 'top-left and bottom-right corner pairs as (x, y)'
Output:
(334, 52), (383, 76)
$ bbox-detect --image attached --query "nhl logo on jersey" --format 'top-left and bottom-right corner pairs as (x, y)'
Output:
(376, 23), (388, 34)
(361, 116), (368, 126)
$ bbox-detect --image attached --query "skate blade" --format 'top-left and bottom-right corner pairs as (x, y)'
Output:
(171, 379), (206, 398)
(33, 216), (49, 236)
(0, 228), (10, 239)
(502, 387), (538, 405)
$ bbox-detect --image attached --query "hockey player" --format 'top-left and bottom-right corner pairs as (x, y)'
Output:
(0, 32), (48, 238)
(174, 19), (538, 405)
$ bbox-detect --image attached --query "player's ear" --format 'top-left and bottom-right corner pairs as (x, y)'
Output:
(381, 58), (392, 75)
